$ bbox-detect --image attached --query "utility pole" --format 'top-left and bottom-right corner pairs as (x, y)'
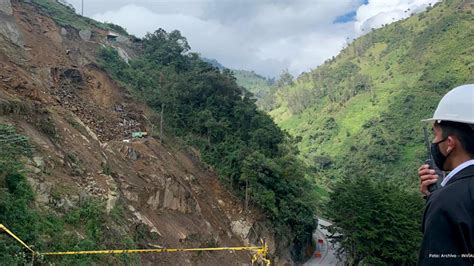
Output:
(81, 0), (84, 16)
(160, 104), (164, 145)
(159, 73), (164, 145)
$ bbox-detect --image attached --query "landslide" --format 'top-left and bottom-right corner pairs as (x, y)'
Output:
(0, 0), (288, 264)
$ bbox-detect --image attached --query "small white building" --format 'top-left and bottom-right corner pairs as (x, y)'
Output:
(107, 32), (119, 42)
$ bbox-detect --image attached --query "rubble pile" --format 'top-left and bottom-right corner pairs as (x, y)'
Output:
(51, 67), (145, 141)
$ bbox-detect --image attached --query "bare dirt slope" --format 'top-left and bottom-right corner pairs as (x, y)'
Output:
(0, 1), (285, 265)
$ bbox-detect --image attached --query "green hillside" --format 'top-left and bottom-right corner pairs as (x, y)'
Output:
(233, 70), (272, 97)
(233, 69), (279, 112)
(268, 0), (474, 195)
(31, 0), (127, 34)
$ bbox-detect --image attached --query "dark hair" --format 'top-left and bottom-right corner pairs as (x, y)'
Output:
(438, 121), (474, 158)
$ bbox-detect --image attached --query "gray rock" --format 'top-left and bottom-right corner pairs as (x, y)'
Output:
(146, 190), (161, 210)
(231, 219), (252, 246)
(123, 190), (139, 202)
(26, 177), (52, 204)
(217, 199), (225, 207)
(33, 156), (45, 169)
(115, 47), (130, 63)
(52, 197), (74, 211)
(79, 29), (91, 41)
(0, 0), (13, 15)
(117, 35), (130, 44)
(127, 147), (139, 160)
(0, 12), (24, 47)
(61, 27), (68, 36)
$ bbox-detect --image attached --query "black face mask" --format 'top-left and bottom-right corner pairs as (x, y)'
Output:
(431, 137), (451, 171)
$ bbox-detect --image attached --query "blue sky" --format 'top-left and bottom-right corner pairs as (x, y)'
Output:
(334, 11), (357, 23)
(334, 0), (368, 23)
(67, 0), (438, 77)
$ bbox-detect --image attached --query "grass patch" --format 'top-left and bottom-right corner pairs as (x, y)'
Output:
(30, 0), (128, 34)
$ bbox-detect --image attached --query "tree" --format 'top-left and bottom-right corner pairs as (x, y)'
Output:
(325, 176), (423, 265)
(286, 88), (317, 114)
(276, 69), (294, 88)
(98, 28), (318, 261)
(142, 28), (191, 70)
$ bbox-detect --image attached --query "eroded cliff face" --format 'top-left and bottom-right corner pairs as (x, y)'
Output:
(0, 1), (292, 264)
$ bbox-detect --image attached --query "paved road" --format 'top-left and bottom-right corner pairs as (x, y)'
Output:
(304, 218), (343, 266)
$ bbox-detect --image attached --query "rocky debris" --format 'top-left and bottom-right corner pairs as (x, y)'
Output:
(123, 189), (139, 202)
(60, 68), (84, 86)
(60, 27), (67, 36)
(50, 195), (75, 211)
(81, 174), (107, 198)
(128, 205), (162, 237)
(50, 67), (145, 142)
(51, 67), (84, 87)
(64, 152), (85, 176)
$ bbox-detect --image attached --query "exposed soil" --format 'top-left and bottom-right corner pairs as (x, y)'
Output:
(0, 1), (283, 265)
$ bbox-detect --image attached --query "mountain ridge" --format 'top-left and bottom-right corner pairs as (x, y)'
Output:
(266, 0), (473, 194)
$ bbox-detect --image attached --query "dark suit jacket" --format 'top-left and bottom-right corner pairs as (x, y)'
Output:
(418, 165), (474, 265)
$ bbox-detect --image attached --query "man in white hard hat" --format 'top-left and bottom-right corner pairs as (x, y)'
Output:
(418, 84), (474, 265)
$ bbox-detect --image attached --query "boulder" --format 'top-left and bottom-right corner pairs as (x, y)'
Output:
(0, 0), (13, 15)
(0, 11), (24, 47)
(79, 29), (91, 41)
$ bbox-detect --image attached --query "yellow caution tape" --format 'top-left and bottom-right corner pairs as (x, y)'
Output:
(40, 246), (262, 256)
(251, 239), (270, 266)
(1, 223), (271, 264)
(0, 224), (36, 254)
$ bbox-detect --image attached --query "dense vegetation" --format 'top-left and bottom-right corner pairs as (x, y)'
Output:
(0, 124), (140, 264)
(98, 29), (317, 259)
(260, 0), (473, 263)
(326, 176), (424, 265)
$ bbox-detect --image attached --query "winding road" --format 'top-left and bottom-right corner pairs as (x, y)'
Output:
(304, 218), (343, 266)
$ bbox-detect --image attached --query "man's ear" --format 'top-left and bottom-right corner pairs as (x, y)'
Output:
(446, 135), (457, 153)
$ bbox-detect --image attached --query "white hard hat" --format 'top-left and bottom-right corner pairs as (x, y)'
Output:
(423, 84), (474, 125)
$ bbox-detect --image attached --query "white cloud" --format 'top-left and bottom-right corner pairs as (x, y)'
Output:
(65, 0), (439, 77)
(89, 1), (358, 77)
(354, 0), (440, 33)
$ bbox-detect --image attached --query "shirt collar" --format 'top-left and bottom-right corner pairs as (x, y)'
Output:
(441, 159), (474, 187)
